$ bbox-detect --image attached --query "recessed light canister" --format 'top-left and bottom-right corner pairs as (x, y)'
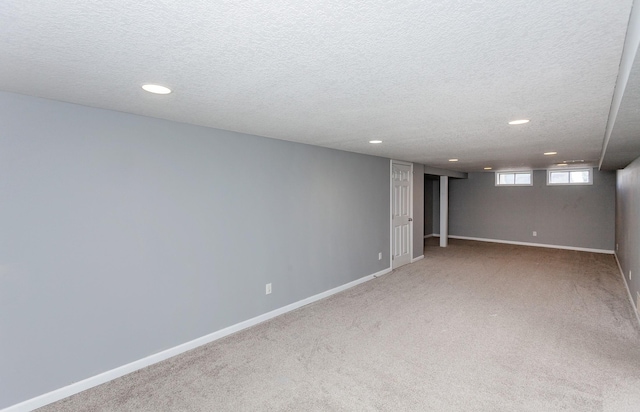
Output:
(449, 158), (458, 162)
(369, 140), (382, 144)
(508, 119), (530, 125)
(544, 151), (557, 155)
(142, 84), (172, 94)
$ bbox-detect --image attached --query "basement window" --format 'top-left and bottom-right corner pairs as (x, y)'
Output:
(495, 171), (532, 186)
(547, 168), (592, 185)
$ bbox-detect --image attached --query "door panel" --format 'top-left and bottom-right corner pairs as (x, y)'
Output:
(392, 162), (412, 268)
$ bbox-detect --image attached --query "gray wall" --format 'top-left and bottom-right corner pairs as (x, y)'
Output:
(616, 156), (640, 311)
(0, 92), (391, 409)
(412, 164), (424, 258)
(447, 170), (616, 251)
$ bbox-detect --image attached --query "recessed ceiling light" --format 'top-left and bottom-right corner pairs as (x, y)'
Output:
(449, 158), (459, 162)
(508, 119), (530, 125)
(544, 151), (557, 156)
(556, 163), (568, 166)
(369, 140), (382, 144)
(142, 84), (172, 94)
(484, 167), (492, 170)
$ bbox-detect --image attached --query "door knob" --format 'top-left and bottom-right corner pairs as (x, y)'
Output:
(408, 218), (413, 221)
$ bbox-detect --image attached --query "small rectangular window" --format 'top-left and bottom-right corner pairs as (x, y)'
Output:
(495, 171), (532, 186)
(547, 168), (592, 185)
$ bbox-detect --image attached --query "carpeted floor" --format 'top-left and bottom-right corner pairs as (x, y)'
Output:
(39, 239), (640, 411)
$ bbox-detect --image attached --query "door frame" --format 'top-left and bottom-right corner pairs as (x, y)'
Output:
(390, 160), (413, 269)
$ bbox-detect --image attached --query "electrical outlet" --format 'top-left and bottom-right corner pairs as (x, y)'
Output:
(616, 243), (619, 251)
(378, 252), (382, 260)
(532, 231), (537, 237)
(266, 283), (272, 295)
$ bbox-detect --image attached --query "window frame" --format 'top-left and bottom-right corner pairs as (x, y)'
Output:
(495, 171), (533, 187)
(546, 168), (593, 186)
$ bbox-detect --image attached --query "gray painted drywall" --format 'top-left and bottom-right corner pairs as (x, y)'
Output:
(412, 164), (424, 258)
(422, 165), (467, 179)
(448, 170), (616, 251)
(616, 156), (640, 312)
(0, 91), (391, 409)
(424, 179), (434, 236)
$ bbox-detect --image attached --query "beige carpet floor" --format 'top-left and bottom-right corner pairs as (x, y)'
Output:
(39, 239), (640, 411)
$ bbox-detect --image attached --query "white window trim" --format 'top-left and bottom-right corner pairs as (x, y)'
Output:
(546, 168), (593, 186)
(495, 170), (533, 187)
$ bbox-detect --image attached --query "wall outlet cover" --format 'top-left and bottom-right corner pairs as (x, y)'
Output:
(266, 283), (272, 295)
(532, 231), (537, 236)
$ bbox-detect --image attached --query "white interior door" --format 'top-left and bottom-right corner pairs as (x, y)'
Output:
(392, 162), (412, 269)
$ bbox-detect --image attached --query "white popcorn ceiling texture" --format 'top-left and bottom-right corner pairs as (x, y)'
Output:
(0, 0), (636, 171)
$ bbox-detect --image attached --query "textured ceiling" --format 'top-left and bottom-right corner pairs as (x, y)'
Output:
(0, 0), (637, 171)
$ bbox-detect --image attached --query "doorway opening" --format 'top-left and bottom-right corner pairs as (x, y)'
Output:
(424, 174), (441, 253)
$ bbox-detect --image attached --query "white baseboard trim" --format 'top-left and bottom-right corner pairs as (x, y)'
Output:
(443, 235), (615, 255)
(411, 255), (424, 263)
(3, 266), (392, 412)
(423, 234), (435, 239)
(614, 253), (640, 329)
